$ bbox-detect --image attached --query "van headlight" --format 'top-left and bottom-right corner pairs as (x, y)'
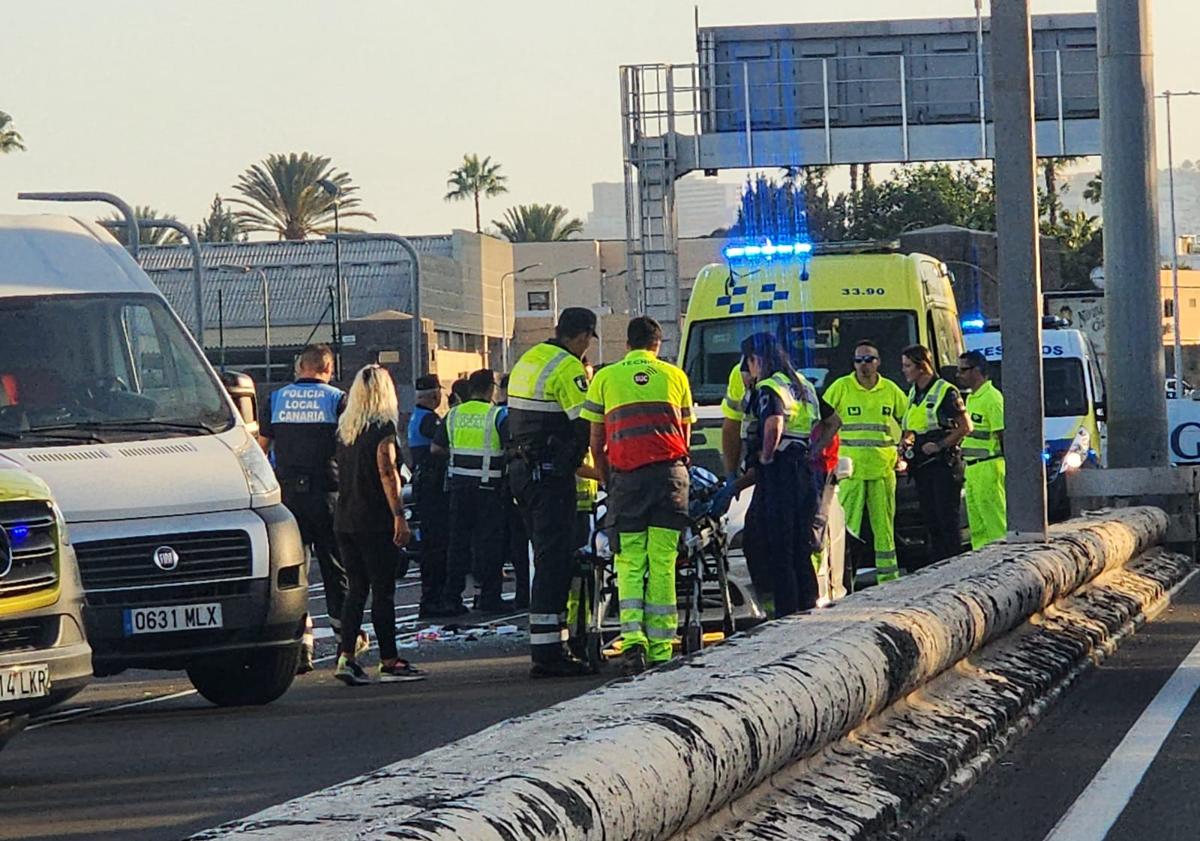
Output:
(51, 501), (71, 546)
(233, 431), (281, 507)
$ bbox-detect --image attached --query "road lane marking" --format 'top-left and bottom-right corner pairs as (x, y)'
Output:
(1042, 636), (1200, 841)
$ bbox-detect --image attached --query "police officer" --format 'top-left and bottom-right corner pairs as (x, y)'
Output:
(507, 308), (595, 678)
(258, 344), (350, 671)
(407, 374), (451, 618)
(582, 317), (692, 673)
(741, 332), (841, 617)
(957, 350), (1006, 549)
(823, 340), (909, 584)
(433, 369), (509, 613)
(900, 344), (972, 564)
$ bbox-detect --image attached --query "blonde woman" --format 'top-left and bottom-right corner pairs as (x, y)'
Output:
(334, 365), (425, 685)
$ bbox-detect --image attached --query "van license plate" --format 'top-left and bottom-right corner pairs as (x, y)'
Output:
(0, 665), (50, 701)
(123, 604), (223, 635)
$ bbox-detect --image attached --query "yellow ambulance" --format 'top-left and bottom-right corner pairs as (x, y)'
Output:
(681, 239), (967, 567)
(0, 459), (91, 749)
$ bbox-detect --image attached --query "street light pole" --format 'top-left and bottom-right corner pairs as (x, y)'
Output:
(551, 265), (592, 323)
(500, 262), (542, 371)
(318, 180), (345, 379)
(1160, 90), (1200, 390)
(216, 263), (272, 386)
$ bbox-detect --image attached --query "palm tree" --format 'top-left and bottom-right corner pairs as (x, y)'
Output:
(196, 195), (247, 243)
(100, 206), (183, 246)
(1042, 156), (1082, 223)
(227, 152), (374, 240)
(0, 111), (25, 153)
(445, 154), (508, 233)
(492, 204), (583, 242)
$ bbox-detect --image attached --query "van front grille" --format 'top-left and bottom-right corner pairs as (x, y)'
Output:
(0, 500), (59, 598)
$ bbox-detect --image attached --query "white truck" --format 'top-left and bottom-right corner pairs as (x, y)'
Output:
(0, 215), (307, 706)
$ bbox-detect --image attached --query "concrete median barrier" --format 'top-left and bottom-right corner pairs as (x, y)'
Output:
(196, 507), (1174, 841)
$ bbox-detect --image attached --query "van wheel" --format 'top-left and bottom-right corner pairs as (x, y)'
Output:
(187, 646), (300, 707)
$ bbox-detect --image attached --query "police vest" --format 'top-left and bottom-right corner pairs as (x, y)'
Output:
(445, 400), (505, 487)
(579, 349), (692, 472)
(902, 379), (954, 434)
(825, 374), (903, 478)
(270, 380), (342, 426)
(758, 371), (820, 450)
(507, 341), (588, 448)
(408, 406), (436, 449)
(963, 380), (1005, 464)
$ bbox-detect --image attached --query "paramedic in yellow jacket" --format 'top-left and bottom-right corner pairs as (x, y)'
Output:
(822, 340), (909, 584)
(957, 350), (1006, 549)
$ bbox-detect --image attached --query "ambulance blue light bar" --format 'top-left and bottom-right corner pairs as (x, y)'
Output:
(961, 316), (987, 333)
(723, 241), (813, 260)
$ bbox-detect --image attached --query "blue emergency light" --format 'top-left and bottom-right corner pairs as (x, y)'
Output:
(723, 240), (813, 260)
(7, 524), (29, 547)
(961, 315), (987, 333)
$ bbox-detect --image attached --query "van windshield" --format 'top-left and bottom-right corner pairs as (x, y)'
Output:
(682, 310), (919, 403)
(989, 357), (1090, 419)
(0, 294), (235, 445)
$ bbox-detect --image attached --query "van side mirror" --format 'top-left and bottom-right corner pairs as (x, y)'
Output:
(221, 370), (260, 431)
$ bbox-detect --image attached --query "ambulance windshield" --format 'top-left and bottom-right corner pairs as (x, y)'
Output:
(0, 293), (235, 444)
(682, 310), (918, 403)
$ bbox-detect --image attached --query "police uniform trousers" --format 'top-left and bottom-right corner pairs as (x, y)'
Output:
(607, 461), (689, 664)
(281, 481), (347, 631)
(503, 486), (530, 609)
(413, 466), (449, 612)
(965, 456), (1007, 550)
(839, 472), (900, 583)
(759, 448), (821, 617)
(446, 484), (507, 609)
(508, 460), (578, 664)
(912, 458), (964, 564)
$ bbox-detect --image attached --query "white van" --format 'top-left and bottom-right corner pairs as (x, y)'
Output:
(963, 322), (1106, 520)
(0, 215), (307, 706)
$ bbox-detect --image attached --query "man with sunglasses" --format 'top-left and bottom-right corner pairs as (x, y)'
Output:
(957, 350), (1006, 549)
(822, 340), (909, 584)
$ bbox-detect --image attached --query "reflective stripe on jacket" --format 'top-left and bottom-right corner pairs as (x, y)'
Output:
(446, 400), (504, 486)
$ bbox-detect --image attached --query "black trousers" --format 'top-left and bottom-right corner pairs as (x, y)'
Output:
(336, 530), (400, 661)
(413, 469), (449, 610)
(504, 491), (530, 608)
(912, 459), (964, 564)
(509, 461), (576, 664)
(446, 484), (507, 607)
(759, 450), (821, 617)
(281, 484), (347, 629)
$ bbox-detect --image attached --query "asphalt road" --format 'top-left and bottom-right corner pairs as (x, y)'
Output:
(927, 571), (1200, 841)
(0, 570), (607, 841)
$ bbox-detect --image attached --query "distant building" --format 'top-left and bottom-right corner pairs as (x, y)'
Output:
(582, 178), (739, 241)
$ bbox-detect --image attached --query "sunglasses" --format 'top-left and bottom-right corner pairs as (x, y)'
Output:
(853, 355), (879, 364)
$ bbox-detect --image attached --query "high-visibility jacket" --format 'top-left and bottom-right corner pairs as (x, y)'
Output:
(445, 400), (505, 487)
(823, 373), (907, 479)
(756, 371), (821, 451)
(902, 378), (956, 434)
(963, 380), (1005, 464)
(580, 349), (693, 472)
(576, 451), (599, 511)
(506, 340), (589, 448)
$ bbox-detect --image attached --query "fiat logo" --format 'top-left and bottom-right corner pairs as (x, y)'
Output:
(153, 546), (180, 572)
(0, 526), (11, 580)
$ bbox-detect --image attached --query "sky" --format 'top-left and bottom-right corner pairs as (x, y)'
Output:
(2, 0), (1197, 237)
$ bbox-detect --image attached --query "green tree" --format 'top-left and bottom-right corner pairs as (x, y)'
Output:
(847, 162), (996, 239)
(227, 152), (374, 240)
(0, 111), (25, 153)
(1083, 171), (1102, 205)
(196, 194), (247, 243)
(492, 204), (582, 242)
(445, 153), (508, 234)
(1055, 209), (1103, 289)
(100, 206), (183, 246)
